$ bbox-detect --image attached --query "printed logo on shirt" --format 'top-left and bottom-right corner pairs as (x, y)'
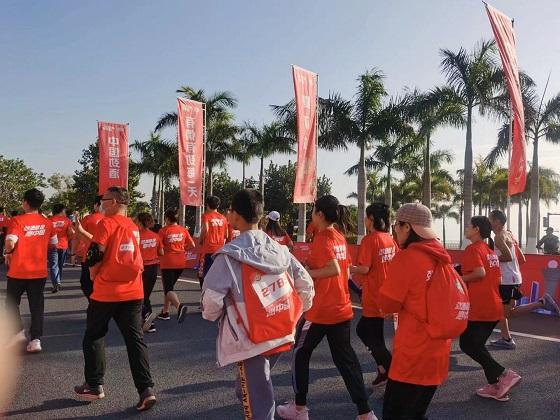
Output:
(210, 218), (224, 227)
(334, 244), (347, 260)
(119, 241), (134, 252)
(167, 233), (184, 243)
(24, 224), (46, 237)
(487, 254), (500, 268)
(455, 301), (470, 320)
(426, 270), (433, 281)
(52, 221), (66, 229)
(141, 238), (157, 249)
(378, 246), (396, 263)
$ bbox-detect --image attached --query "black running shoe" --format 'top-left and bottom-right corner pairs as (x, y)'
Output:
(147, 324), (156, 333)
(157, 311), (170, 320)
(178, 304), (188, 324)
(136, 387), (156, 411)
(74, 383), (105, 401)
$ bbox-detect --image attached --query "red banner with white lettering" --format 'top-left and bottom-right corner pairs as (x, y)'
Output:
(292, 65), (318, 203)
(98, 121), (129, 194)
(486, 4), (527, 196)
(177, 98), (204, 206)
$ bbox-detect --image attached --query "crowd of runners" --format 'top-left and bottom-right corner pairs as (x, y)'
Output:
(1, 186), (559, 420)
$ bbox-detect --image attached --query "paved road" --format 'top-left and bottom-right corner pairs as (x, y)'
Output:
(1, 266), (559, 419)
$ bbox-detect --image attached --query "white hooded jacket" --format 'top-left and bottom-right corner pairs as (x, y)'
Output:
(201, 230), (314, 367)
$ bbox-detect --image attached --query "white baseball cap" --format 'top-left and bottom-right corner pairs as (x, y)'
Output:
(266, 211), (280, 222)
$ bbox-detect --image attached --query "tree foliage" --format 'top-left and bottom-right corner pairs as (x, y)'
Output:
(0, 155), (46, 210)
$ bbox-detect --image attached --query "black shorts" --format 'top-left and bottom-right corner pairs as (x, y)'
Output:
(499, 285), (523, 305)
(161, 268), (183, 294)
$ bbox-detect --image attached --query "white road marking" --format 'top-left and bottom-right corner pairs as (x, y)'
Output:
(177, 278), (560, 343)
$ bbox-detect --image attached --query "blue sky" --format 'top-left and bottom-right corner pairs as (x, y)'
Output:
(2, 0), (560, 241)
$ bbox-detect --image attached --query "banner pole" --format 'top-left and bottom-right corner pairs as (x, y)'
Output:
(195, 103), (206, 237)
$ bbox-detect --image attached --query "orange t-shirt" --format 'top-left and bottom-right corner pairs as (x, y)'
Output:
(227, 225), (240, 242)
(201, 211), (228, 254)
(306, 223), (316, 237)
(139, 228), (162, 266)
(50, 215), (72, 250)
(380, 247), (452, 386)
(463, 241), (503, 321)
(304, 227), (354, 325)
(6, 213), (57, 279)
(356, 231), (398, 317)
(76, 213), (104, 258)
(266, 230), (292, 247)
(0, 214), (9, 229)
(159, 224), (194, 269)
(90, 215), (144, 302)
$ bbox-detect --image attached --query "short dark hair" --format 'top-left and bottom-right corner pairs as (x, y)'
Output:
(94, 195), (103, 207)
(23, 188), (45, 210)
(164, 208), (178, 223)
(232, 189), (263, 223)
(52, 203), (65, 215)
(490, 209), (507, 226)
(107, 187), (130, 205)
(205, 195), (220, 210)
(366, 202), (390, 233)
(136, 212), (154, 228)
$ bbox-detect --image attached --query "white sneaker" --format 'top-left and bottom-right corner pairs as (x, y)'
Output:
(277, 401), (310, 420)
(26, 339), (42, 353)
(7, 330), (27, 349)
(357, 411), (379, 420)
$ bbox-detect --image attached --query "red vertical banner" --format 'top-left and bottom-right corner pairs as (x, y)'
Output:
(177, 98), (204, 207)
(292, 65), (318, 203)
(98, 121), (129, 195)
(486, 4), (527, 196)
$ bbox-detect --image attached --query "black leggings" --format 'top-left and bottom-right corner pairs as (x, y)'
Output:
(356, 316), (392, 373)
(142, 264), (159, 316)
(292, 319), (370, 415)
(161, 268), (183, 294)
(383, 379), (437, 420)
(459, 320), (505, 384)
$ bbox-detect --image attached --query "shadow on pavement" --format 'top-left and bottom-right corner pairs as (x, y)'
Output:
(4, 398), (90, 416)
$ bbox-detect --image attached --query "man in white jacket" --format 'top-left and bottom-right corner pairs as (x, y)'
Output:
(202, 189), (314, 420)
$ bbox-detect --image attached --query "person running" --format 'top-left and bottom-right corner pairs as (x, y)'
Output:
(136, 212), (164, 333)
(74, 187), (156, 411)
(488, 210), (559, 349)
(157, 208), (195, 322)
(460, 216), (521, 401)
(198, 196), (229, 287)
(350, 203), (397, 387)
(3, 188), (58, 353)
(379, 203), (452, 420)
(537, 227), (560, 255)
(0, 207), (9, 263)
(73, 196), (104, 298)
(277, 195), (377, 420)
(48, 203), (74, 293)
(202, 189), (315, 420)
(264, 211), (294, 250)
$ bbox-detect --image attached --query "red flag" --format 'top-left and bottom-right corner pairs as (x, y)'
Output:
(177, 98), (205, 206)
(98, 121), (129, 194)
(292, 65), (318, 203)
(486, 4), (527, 196)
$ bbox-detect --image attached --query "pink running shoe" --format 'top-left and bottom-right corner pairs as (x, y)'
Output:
(476, 383), (510, 401)
(497, 369), (522, 395)
(277, 401), (310, 420)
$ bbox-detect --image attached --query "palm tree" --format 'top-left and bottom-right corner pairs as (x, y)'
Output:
(485, 86), (560, 250)
(244, 122), (295, 200)
(439, 40), (502, 244)
(432, 204), (460, 248)
(232, 124), (259, 188)
(409, 89), (465, 208)
(154, 86), (238, 195)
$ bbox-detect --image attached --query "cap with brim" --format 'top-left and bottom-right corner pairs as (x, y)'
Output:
(266, 211), (280, 222)
(396, 203), (439, 240)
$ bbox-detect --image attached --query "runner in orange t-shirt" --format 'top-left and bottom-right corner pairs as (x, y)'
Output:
(135, 212), (163, 333)
(278, 195), (376, 420)
(459, 216), (521, 401)
(379, 203), (450, 420)
(48, 203), (74, 293)
(4, 188), (58, 353)
(350, 203), (397, 387)
(157, 208), (195, 321)
(198, 196), (228, 287)
(75, 187), (156, 410)
(264, 211), (294, 250)
(73, 196), (104, 298)
(0, 206), (8, 260)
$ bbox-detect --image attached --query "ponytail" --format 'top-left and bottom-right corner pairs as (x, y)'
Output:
(314, 195), (354, 234)
(336, 204), (354, 234)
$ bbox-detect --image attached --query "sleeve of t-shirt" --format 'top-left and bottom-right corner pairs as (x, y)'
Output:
(462, 246), (484, 274)
(6, 218), (21, 243)
(158, 229), (166, 245)
(92, 219), (111, 247)
(48, 223), (58, 245)
(157, 235), (163, 251)
(324, 237), (337, 261)
(380, 252), (410, 303)
(184, 228), (194, 248)
(357, 236), (373, 268)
